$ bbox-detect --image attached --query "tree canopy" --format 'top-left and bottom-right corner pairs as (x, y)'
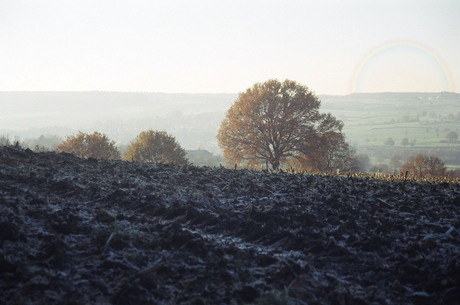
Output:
(56, 132), (121, 160)
(123, 130), (188, 165)
(384, 137), (395, 146)
(400, 154), (446, 178)
(217, 79), (353, 171)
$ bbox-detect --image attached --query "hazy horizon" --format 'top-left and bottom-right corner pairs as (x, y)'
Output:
(1, 91), (458, 155)
(0, 89), (459, 95)
(1, 0), (458, 94)
(1, 1), (459, 163)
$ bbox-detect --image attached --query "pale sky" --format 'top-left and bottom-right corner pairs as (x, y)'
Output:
(0, 0), (459, 94)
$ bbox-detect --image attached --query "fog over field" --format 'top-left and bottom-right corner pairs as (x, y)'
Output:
(1, 2), (460, 304)
(1, 91), (459, 168)
(1, 1), (458, 169)
(0, 92), (236, 154)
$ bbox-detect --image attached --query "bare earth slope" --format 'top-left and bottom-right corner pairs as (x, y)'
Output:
(1, 146), (459, 304)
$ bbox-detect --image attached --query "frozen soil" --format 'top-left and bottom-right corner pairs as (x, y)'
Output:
(1, 146), (459, 305)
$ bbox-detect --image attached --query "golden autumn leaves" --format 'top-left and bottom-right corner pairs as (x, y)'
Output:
(217, 79), (353, 171)
(57, 79), (353, 171)
(57, 130), (187, 165)
(123, 130), (187, 165)
(56, 131), (121, 160)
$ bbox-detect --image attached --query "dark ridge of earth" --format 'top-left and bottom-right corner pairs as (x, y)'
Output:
(1, 146), (459, 305)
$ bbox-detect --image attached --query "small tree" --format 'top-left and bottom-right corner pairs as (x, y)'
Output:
(123, 130), (188, 165)
(400, 154), (446, 178)
(57, 132), (121, 160)
(425, 155), (447, 177)
(400, 138), (409, 147)
(446, 131), (458, 143)
(384, 137), (395, 146)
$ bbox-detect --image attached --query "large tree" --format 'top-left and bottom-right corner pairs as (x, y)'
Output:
(56, 132), (121, 160)
(217, 79), (352, 171)
(123, 130), (188, 165)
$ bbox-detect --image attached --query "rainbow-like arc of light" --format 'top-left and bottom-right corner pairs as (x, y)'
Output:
(350, 40), (455, 93)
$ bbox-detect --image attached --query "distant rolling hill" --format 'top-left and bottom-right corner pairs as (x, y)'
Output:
(1, 91), (459, 166)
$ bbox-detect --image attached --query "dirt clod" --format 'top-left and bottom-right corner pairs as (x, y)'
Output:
(1, 146), (459, 304)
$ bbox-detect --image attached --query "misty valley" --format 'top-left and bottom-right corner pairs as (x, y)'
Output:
(2, 0), (458, 303)
(1, 90), (460, 304)
(1, 91), (459, 173)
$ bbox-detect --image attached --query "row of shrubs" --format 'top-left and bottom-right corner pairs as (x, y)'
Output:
(1, 130), (188, 165)
(2, 132), (458, 180)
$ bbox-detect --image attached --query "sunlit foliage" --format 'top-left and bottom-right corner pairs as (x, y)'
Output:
(123, 130), (188, 165)
(400, 154), (446, 178)
(217, 79), (353, 171)
(56, 132), (121, 160)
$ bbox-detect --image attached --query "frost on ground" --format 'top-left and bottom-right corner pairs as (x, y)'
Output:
(1, 146), (459, 305)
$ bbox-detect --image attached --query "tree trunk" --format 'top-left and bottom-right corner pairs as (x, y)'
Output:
(271, 159), (280, 171)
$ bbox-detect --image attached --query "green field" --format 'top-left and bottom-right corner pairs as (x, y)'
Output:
(341, 116), (459, 148)
(1, 91), (459, 170)
(320, 92), (460, 169)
